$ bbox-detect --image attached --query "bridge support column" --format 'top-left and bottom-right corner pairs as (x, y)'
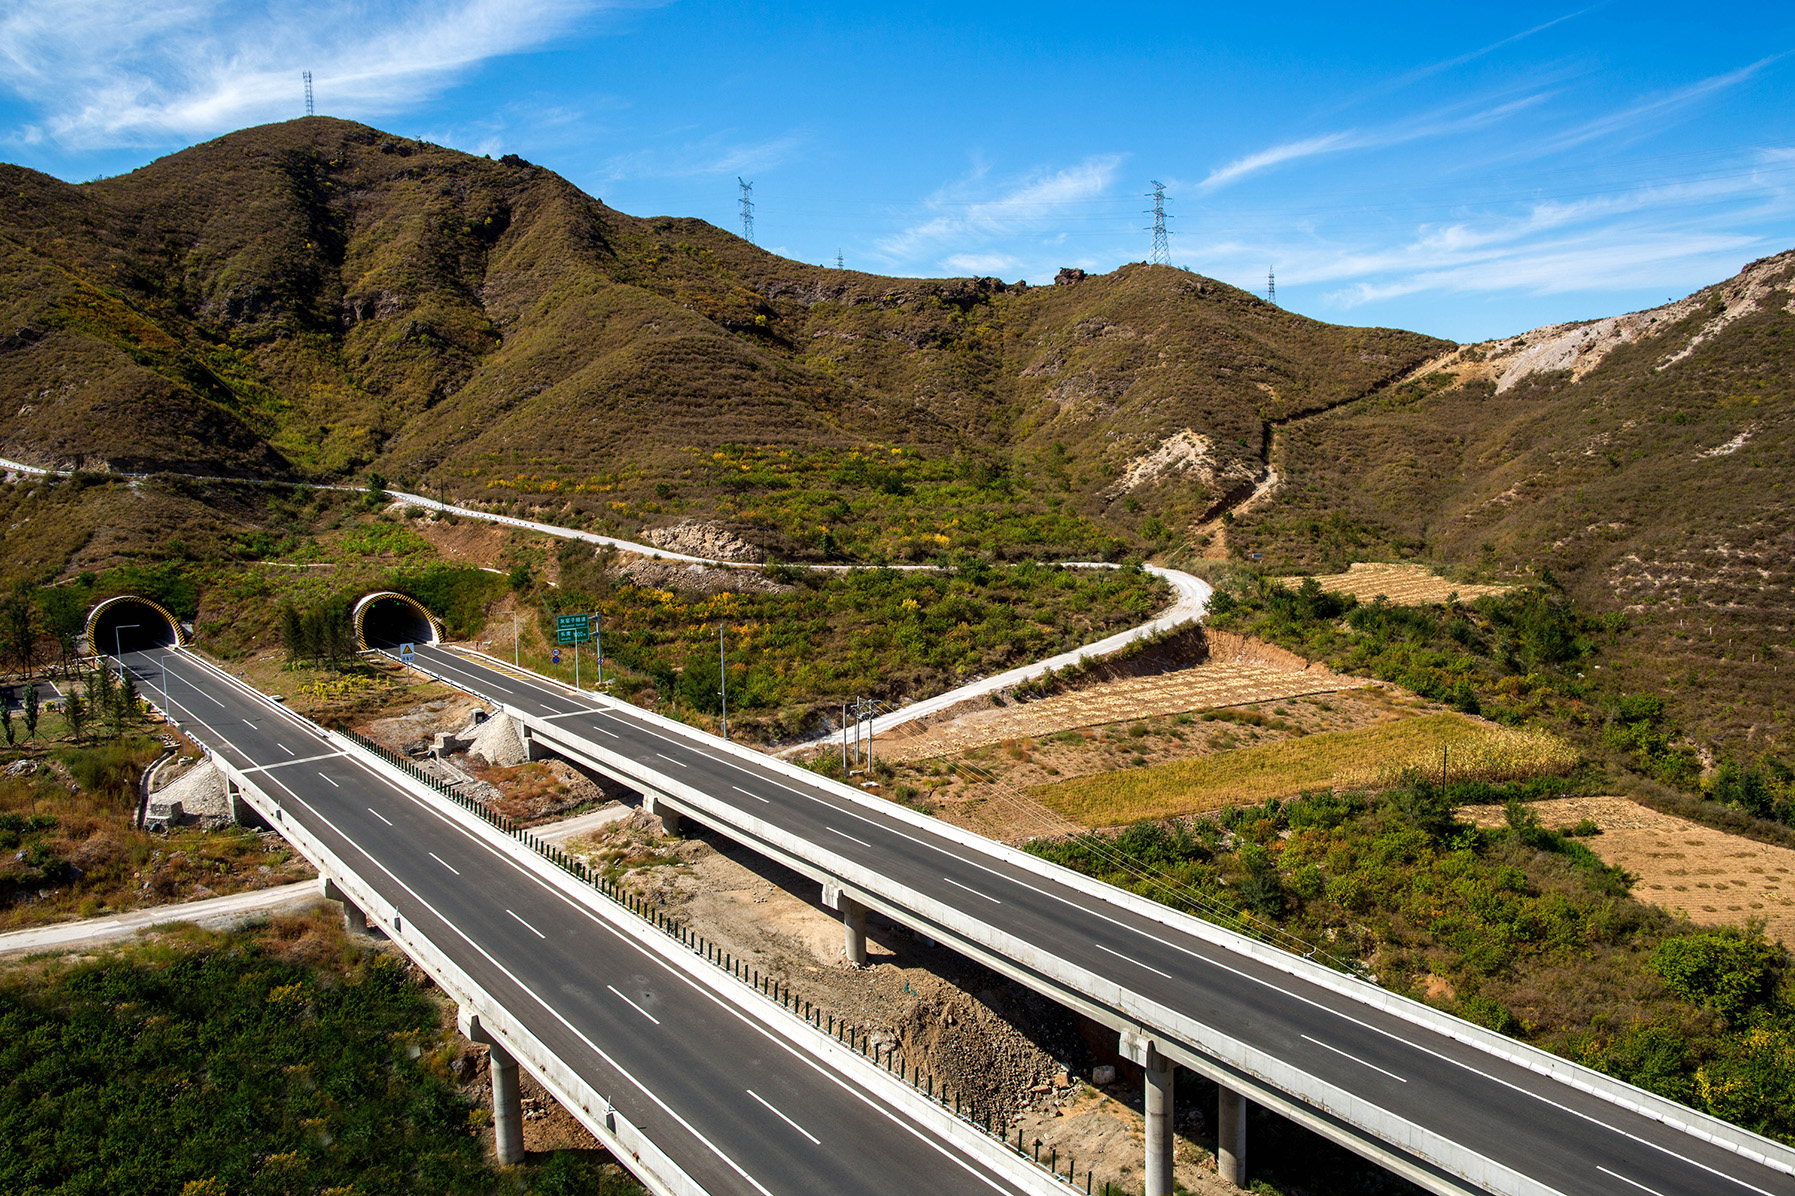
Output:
(321, 877), (376, 935)
(1121, 1031), (1175, 1196)
(643, 793), (681, 836)
(459, 1008), (525, 1165)
(225, 776), (252, 826)
(1217, 1084), (1247, 1188)
(822, 884), (868, 966)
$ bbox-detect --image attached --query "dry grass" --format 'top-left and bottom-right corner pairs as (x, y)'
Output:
(1030, 712), (1578, 827)
(1280, 562), (1513, 604)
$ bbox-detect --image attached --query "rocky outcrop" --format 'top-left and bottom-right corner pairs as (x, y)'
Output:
(642, 519), (764, 563)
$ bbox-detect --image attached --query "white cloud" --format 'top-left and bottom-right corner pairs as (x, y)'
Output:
(941, 252), (1018, 274)
(1200, 133), (1357, 192)
(875, 155), (1124, 266)
(0, 0), (616, 149)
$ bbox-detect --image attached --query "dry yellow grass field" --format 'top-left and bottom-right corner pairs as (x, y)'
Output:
(1459, 796), (1795, 945)
(1282, 562), (1513, 604)
(1029, 712), (1577, 827)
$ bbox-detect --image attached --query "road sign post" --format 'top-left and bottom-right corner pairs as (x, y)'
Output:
(555, 613), (593, 692)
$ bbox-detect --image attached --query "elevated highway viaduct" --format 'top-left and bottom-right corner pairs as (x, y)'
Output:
(397, 638), (1795, 1196)
(118, 646), (1069, 1196)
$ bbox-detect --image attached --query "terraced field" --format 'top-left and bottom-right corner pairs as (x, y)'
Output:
(1281, 562), (1513, 604)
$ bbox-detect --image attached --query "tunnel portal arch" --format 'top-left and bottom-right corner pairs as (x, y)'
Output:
(86, 595), (186, 655)
(353, 592), (445, 651)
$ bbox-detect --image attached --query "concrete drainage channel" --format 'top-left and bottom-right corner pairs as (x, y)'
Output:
(344, 726), (1107, 1195)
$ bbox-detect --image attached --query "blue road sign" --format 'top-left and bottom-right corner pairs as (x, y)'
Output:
(552, 648), (561, 664)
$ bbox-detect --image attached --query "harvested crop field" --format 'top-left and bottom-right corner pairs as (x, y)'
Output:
(875, 632), (1343, 763)
(1459, 796), (1795, 945)
(1282, 561), (1512, 604)
(1030, 713), (1577, 828)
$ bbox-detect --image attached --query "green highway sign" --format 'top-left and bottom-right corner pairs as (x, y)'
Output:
(555, 613), (591, 644)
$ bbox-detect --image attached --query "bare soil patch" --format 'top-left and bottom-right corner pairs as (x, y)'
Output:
(1460, 796), (1795, 945)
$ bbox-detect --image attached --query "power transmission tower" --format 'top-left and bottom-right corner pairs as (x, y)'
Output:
(1145, 181), (1171, 265)
(835, 249), (844, 270)
(738, 178), (755, 244)
(1267, 266), (1276, 305)
(303, 71), (314, 117)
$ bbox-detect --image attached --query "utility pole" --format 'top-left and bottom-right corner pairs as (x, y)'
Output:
(841, 702), (849, 775)
(835, 249), (844, 270)
(303, 71), (314, 117)
(1266, 266), (1276, 306)
(718, 626), (729, 741)
(594, 610), (603, 688)
(738, 178), (755, 244)
(1145, 181), (1170, 266)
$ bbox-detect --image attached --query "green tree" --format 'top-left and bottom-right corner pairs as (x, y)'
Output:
(367, 471), (388, 505)
(21, 683), (38, 742)
(36, 586), (82, 675)
(1, 701), (13, 747)
(278, 602), (304, 664)
(63, 689), (85, 745)
(89, 665), (118, 739)
(1652, 926), (1782, 1021)
(4, 583), (34, 676)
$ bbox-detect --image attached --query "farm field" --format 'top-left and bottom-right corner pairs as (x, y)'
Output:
(877, 660), (1346, 762)
(1029, 712), (1577, 828)
(1460, 796), (1795, 946)
(1280, 561), (1513, 604)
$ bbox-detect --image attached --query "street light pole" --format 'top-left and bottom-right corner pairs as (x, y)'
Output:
(718, 625), (728, 742)
(510, 611), (520, 668)
(595, 610), (603, 688)
(157, 655), (172, 726)
(113, 625), (139, 679)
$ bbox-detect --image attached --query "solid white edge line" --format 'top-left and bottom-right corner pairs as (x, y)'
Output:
(1302, 1034), (1408, 1084)
(506, 908), (547, 939)
(607, 984), (662, 1026)
(746, 1088), (821, 1145)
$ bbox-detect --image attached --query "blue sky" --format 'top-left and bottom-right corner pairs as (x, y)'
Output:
(0, 1), (1791, 342)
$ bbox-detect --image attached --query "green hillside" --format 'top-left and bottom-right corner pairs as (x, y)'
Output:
(0, 117), (1443, 560)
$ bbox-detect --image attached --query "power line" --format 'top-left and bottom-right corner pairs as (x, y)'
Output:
(1145, 180), (1171, 265)
(303, 71), (314, 117)
(738, 177), (755, 244)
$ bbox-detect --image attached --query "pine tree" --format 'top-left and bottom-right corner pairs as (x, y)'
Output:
(21, 682), (38, 742)
(63, 690), (85, 745)
(279, 603), (304, 664)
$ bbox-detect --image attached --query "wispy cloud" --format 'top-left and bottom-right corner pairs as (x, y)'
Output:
(1199, 94), (1547, 192)
(1534, 54), (1788, 155)
(876, 155), (1124, 269)
(595, 133), (807, 184)
(0, 0), (619, 149)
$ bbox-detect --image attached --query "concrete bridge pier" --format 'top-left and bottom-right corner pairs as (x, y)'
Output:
(320, 877), (379, 936)
(1122, 1032), (1176, 1195)
(1217, 1084), (1248, 1187)
(642, 793), (681, 836)
(822, 884), (868, 965)
(460, 1008), (526, 1165)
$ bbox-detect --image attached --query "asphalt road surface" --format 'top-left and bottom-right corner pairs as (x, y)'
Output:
(122, 648), (1042, 1196)
(407, 641), (1795, 1196)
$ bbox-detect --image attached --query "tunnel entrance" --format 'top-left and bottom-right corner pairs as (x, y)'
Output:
(87, 596), (186, 655)
(353, 592), (445, 651)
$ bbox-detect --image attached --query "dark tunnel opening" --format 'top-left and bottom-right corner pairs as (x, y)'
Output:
(359, 595), (439, 651)
(90, 599), (183, 655)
